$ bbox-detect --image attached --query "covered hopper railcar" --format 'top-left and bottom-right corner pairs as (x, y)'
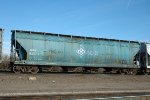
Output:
(10, 30), (143, 74)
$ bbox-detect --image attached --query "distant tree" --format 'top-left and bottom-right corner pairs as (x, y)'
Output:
(0, 54), (10, 70)
(2, 54), (10, 61)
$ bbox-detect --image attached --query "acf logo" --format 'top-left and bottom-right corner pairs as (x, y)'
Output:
(76, 45), (98, 57)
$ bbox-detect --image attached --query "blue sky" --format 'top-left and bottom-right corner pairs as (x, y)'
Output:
(0, 0), (150, 54)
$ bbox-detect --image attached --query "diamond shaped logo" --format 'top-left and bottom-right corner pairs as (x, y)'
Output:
(77, 46), (86, 57)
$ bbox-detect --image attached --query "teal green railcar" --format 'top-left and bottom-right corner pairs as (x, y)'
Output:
(11, 30), (140, 74)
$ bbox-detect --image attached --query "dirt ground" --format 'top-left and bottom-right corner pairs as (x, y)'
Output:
(0, 72), (150, 95)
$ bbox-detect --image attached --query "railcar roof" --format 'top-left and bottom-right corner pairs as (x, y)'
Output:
(11, 29), (139, 43)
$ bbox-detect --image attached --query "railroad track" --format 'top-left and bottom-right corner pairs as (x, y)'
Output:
(0, 90), (150, 100)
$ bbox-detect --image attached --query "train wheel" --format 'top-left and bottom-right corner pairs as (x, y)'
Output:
(144, 72), (148, 75)
(143, 69), (149, 75)
(30, 67), (39, 74)
(13, 66), (21, 74)
(147, 69), (150, 75)
(130, 69), (137, 75)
